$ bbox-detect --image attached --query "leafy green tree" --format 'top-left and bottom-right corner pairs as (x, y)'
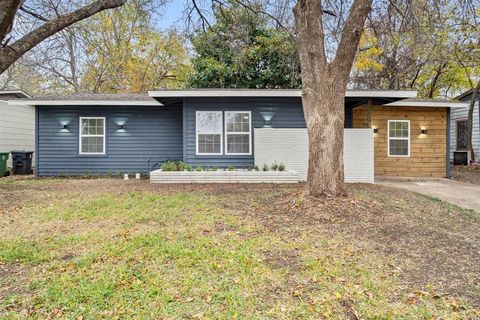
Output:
(80, 1), (191, 93)
(187, 2), (301, 89)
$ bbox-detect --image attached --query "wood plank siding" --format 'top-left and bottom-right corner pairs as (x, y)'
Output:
(353, 106), (447, 177)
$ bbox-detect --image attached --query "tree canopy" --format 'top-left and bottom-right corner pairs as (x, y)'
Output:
(186, 1), (301, 89)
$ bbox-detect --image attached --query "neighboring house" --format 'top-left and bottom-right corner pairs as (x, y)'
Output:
(450, 89), (480, 163)
(0, 90), (34, 167)
(11, 90), (468, 179)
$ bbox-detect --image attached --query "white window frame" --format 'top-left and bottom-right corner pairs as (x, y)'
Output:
(387, 120), (410, 157)
(196, 111), (223, 155)
(225, 111), (252, 155)
(79, 117), (106, 155)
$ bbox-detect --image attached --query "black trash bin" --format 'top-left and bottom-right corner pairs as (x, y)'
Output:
(10, 151), (34, 175)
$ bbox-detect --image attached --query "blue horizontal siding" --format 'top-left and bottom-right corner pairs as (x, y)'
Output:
(37, 98), (354, 174)
(184, 97), (306, 168)
(37, 105), (183, 176)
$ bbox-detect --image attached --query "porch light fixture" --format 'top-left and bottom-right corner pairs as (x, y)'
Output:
(62, 124), (68, 130)
(259, 111), (276, 128)
(373, 128), (379, 134)
(421, 128), (428, 135)
(119, 124), (125, 130)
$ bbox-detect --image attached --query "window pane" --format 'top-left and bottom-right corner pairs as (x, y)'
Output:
(81, 118), (104, 136)
(197, 112), (222, 133)
(226, 112), (250, 133)
(389, 121), (408, 138)
(389, 139), (408, 156)
(227, 134), (250, 154)
(81, 137), (104, 153)
(198, 134), (221, 154)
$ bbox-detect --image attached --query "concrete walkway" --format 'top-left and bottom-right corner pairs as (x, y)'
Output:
(376, 177), (480, 212)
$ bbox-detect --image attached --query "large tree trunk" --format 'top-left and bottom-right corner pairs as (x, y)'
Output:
(293, 0), (372, 197)
(467, 81), (480, 162)
(0, 0), (126, 75)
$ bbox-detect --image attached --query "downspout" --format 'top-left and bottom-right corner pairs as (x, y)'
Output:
(446, 107), (451, 178)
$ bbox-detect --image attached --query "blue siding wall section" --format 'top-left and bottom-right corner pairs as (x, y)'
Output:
(184, 97), (306, 168)
(37, 105), (183, 176)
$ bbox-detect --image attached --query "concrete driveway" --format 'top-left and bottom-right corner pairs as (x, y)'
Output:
(376, 177), (480, 212)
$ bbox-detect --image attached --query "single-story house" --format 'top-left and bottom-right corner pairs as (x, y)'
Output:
(0, 90), (34, 167)
(10, 89), (468, 181)
(450, 88), (480, 164)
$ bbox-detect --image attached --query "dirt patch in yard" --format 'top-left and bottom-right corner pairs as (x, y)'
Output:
(451, 165), (480, 185)
(213, 184), (480, 306)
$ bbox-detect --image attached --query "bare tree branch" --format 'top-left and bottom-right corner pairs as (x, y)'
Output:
(0, 0), (127, 74)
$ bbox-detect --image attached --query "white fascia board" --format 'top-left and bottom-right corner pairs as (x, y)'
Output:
(0, 90), (31, 98)
(148, 89), (418, 99)
(383, 101), (469, 108)
(346, 90), (417, 98)
(149, 90), (301, 98)
(8, 100), (163, 106)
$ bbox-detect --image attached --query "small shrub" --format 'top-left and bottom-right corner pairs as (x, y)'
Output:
(211, 166), (218, 171)
(253, 165), (259, 171)
(262, 164), (269, 171)
(161, 161), (175, 171)
(161, 161), (189, 171)
(247, 166), (253, 171)
(227, 165), (235, 171)
(278, 163), (285, 171)
(185, 164), (193, 171)
(271, 162), (279, 171)
(195, 166), (203, 171)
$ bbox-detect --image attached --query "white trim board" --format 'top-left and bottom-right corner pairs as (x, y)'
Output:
(224, 111), (252, 156)
(148, 89), (418, 99)
(383, 101), (468, 108)
(9, 100), (163, 106)
(387, 120), (410, 158)
(79, 117), (106, 155)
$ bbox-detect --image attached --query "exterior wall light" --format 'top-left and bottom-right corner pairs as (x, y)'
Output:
(62, 124), (68, 129)
(373, 128), (379, 134)
(259, 111), (276, 128)
(119, 124), (125, 130)
(421, 129), (428, 134)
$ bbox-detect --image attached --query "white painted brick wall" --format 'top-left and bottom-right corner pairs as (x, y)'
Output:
(254, 128), (374, 183)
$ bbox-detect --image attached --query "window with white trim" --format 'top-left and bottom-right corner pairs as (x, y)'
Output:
(196, 111), (223, 155)
(388, 120), (410, 157)
(225, 111), (251, 155)
(79, 117), (106, 154)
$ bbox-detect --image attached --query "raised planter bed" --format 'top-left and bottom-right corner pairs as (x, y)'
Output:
(150, 170), (299, 184)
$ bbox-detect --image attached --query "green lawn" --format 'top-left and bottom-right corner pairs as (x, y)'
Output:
(0, 178), (479, 319)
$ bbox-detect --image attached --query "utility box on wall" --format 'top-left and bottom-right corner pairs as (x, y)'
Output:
(254, 128), (375, 183)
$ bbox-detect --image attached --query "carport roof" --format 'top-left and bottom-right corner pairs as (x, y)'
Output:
(383, 98), (468, 108)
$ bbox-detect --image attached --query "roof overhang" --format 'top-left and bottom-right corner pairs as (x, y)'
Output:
(0, 90), (31, 99)
(383, 101), (469, 108)
(148, 89), (418, 99)
(8, 100), (163, 106)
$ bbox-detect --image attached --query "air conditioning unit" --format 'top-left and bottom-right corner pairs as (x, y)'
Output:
(453, 151), (469, 166)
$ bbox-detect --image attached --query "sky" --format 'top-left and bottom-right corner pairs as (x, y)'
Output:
(154, 0), (189, 31)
